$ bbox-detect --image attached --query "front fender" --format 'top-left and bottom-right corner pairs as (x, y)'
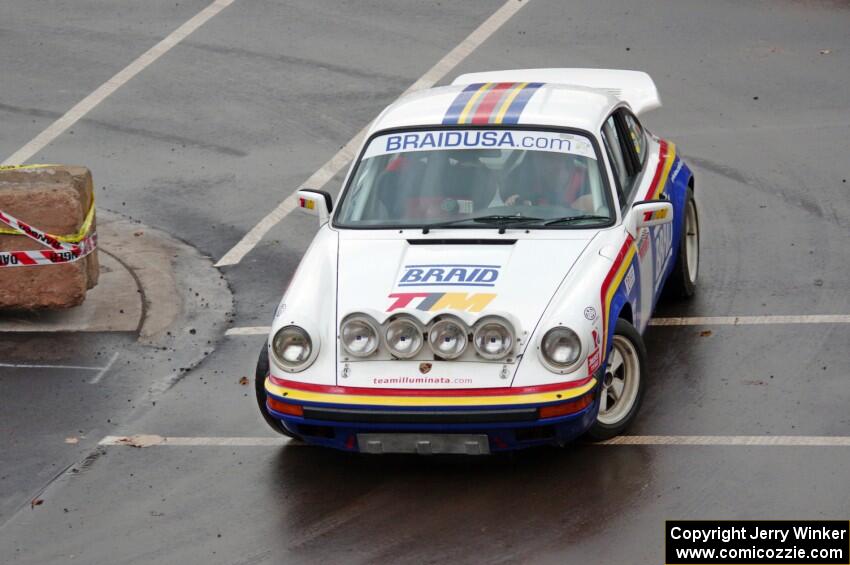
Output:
(512, 228), (639, 388)
(268, 226), (339, 385)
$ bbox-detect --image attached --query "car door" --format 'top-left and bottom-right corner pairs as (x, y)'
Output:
(600, 109), (658, 331)
(622, 110), (676, 314)
(601, 110), (652, 329)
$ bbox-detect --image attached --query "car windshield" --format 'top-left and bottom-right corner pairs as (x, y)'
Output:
(334, 128), (612, 229)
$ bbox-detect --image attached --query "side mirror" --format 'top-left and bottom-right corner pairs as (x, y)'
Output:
(296, 189), (333, 225)
(630, 200), (673, 233)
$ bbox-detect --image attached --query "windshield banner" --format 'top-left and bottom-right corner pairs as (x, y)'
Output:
(362, 129), (597, 160)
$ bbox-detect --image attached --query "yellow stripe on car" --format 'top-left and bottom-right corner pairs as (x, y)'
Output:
(265, 378), (597, 408)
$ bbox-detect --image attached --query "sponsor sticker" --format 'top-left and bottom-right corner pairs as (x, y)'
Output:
(624, 265), (636, 294)
(362, 129), (597, 160)
(371, 376), (474, 386)
(274, 302), (286, 319)
(398, 264), (500, 287)
(587, 347), (602, 374)
(653, 223), (673, 292)
(669, 157), (684, 182)
(387, 292), (496, 313)
(587, 328), (602, 374)
(637, 229), (651, 259)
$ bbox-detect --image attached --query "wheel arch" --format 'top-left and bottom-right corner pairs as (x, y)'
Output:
(605, 290), (637, 358)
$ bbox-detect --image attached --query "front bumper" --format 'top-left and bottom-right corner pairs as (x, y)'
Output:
(263, 373), (601, 452)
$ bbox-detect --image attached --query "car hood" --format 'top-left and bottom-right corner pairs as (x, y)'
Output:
(336, 232), (596, 335)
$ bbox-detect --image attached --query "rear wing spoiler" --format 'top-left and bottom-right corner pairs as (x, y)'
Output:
(452, 68), (661, 115)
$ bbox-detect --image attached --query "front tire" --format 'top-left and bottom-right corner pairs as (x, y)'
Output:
(667, 186), (699, 298)
(587, 319), (647, 441)
(255, 342), (301, 439)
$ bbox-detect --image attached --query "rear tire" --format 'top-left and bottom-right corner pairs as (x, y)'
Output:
(587, 319), (647, 441)
(255, 342), (301, 439)
(667, 186), (699, 298)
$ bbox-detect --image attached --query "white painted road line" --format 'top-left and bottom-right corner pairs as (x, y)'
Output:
(225, 326), (271, 336)
(0, 362), (106, 371)
(99, 434), (850, 448)
(99, 435), (290, 447)
(224, 314), (850, 337)
(649, 314), (850, 326)
(88, 352), (120, 385)
(601, 435), (850, 447)
(214, 0), (530, 267)
(1, 0), (235, 166)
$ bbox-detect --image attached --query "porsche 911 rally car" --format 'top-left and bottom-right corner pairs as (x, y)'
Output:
(255, 68), (699, 454)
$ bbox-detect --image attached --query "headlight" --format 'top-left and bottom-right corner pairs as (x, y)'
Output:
(272, 325), (313, 371)
(541, 327), (582, 369)
(472, 316), (514, 360)
(427, 316), (468, 359)
(384, 315), (424, 359)
(340, 314), (380, 358)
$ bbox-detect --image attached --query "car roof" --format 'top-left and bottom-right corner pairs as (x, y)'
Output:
(368, 82), (620, 137)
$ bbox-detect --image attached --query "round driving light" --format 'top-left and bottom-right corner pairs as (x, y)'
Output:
(541, 327), (582, 368)
(385, 316), (424, 359)
(272, 325), (312, 369)
(340, 314), (379, 358)
(472, 317), (514, 360)
(427, 316), (468, 359)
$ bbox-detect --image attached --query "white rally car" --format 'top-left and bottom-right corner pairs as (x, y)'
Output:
(255, 68), (699, 454)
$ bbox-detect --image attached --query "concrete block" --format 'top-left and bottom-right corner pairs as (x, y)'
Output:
(0, 166), (98, 309)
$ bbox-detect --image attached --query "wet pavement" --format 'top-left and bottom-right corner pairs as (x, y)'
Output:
(1, 0), (849, 563)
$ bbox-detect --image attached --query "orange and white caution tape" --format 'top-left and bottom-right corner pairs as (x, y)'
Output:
(0, 207), (97, 268)
(0, 163), (97, 268)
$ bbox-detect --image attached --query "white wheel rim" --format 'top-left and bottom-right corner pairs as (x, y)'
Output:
(597, 335), (640, 425)
(685, 198), (699, 283)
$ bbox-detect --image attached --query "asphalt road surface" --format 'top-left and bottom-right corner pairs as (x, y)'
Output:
(1, 1), (849, 563)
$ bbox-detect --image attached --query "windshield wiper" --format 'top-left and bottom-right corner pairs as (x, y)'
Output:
(422, 214), (543, 234)
(542, 215), (611, 226)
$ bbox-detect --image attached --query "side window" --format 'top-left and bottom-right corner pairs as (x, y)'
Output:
(622, 111), (647, 166)
(601, 116), (633, 203)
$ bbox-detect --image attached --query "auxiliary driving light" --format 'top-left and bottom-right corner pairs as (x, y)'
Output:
(340, 314), (380, 358)
(472, 316), (514, 360)
(427, 316), (468, 359)
(384, 315), (424, 359)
